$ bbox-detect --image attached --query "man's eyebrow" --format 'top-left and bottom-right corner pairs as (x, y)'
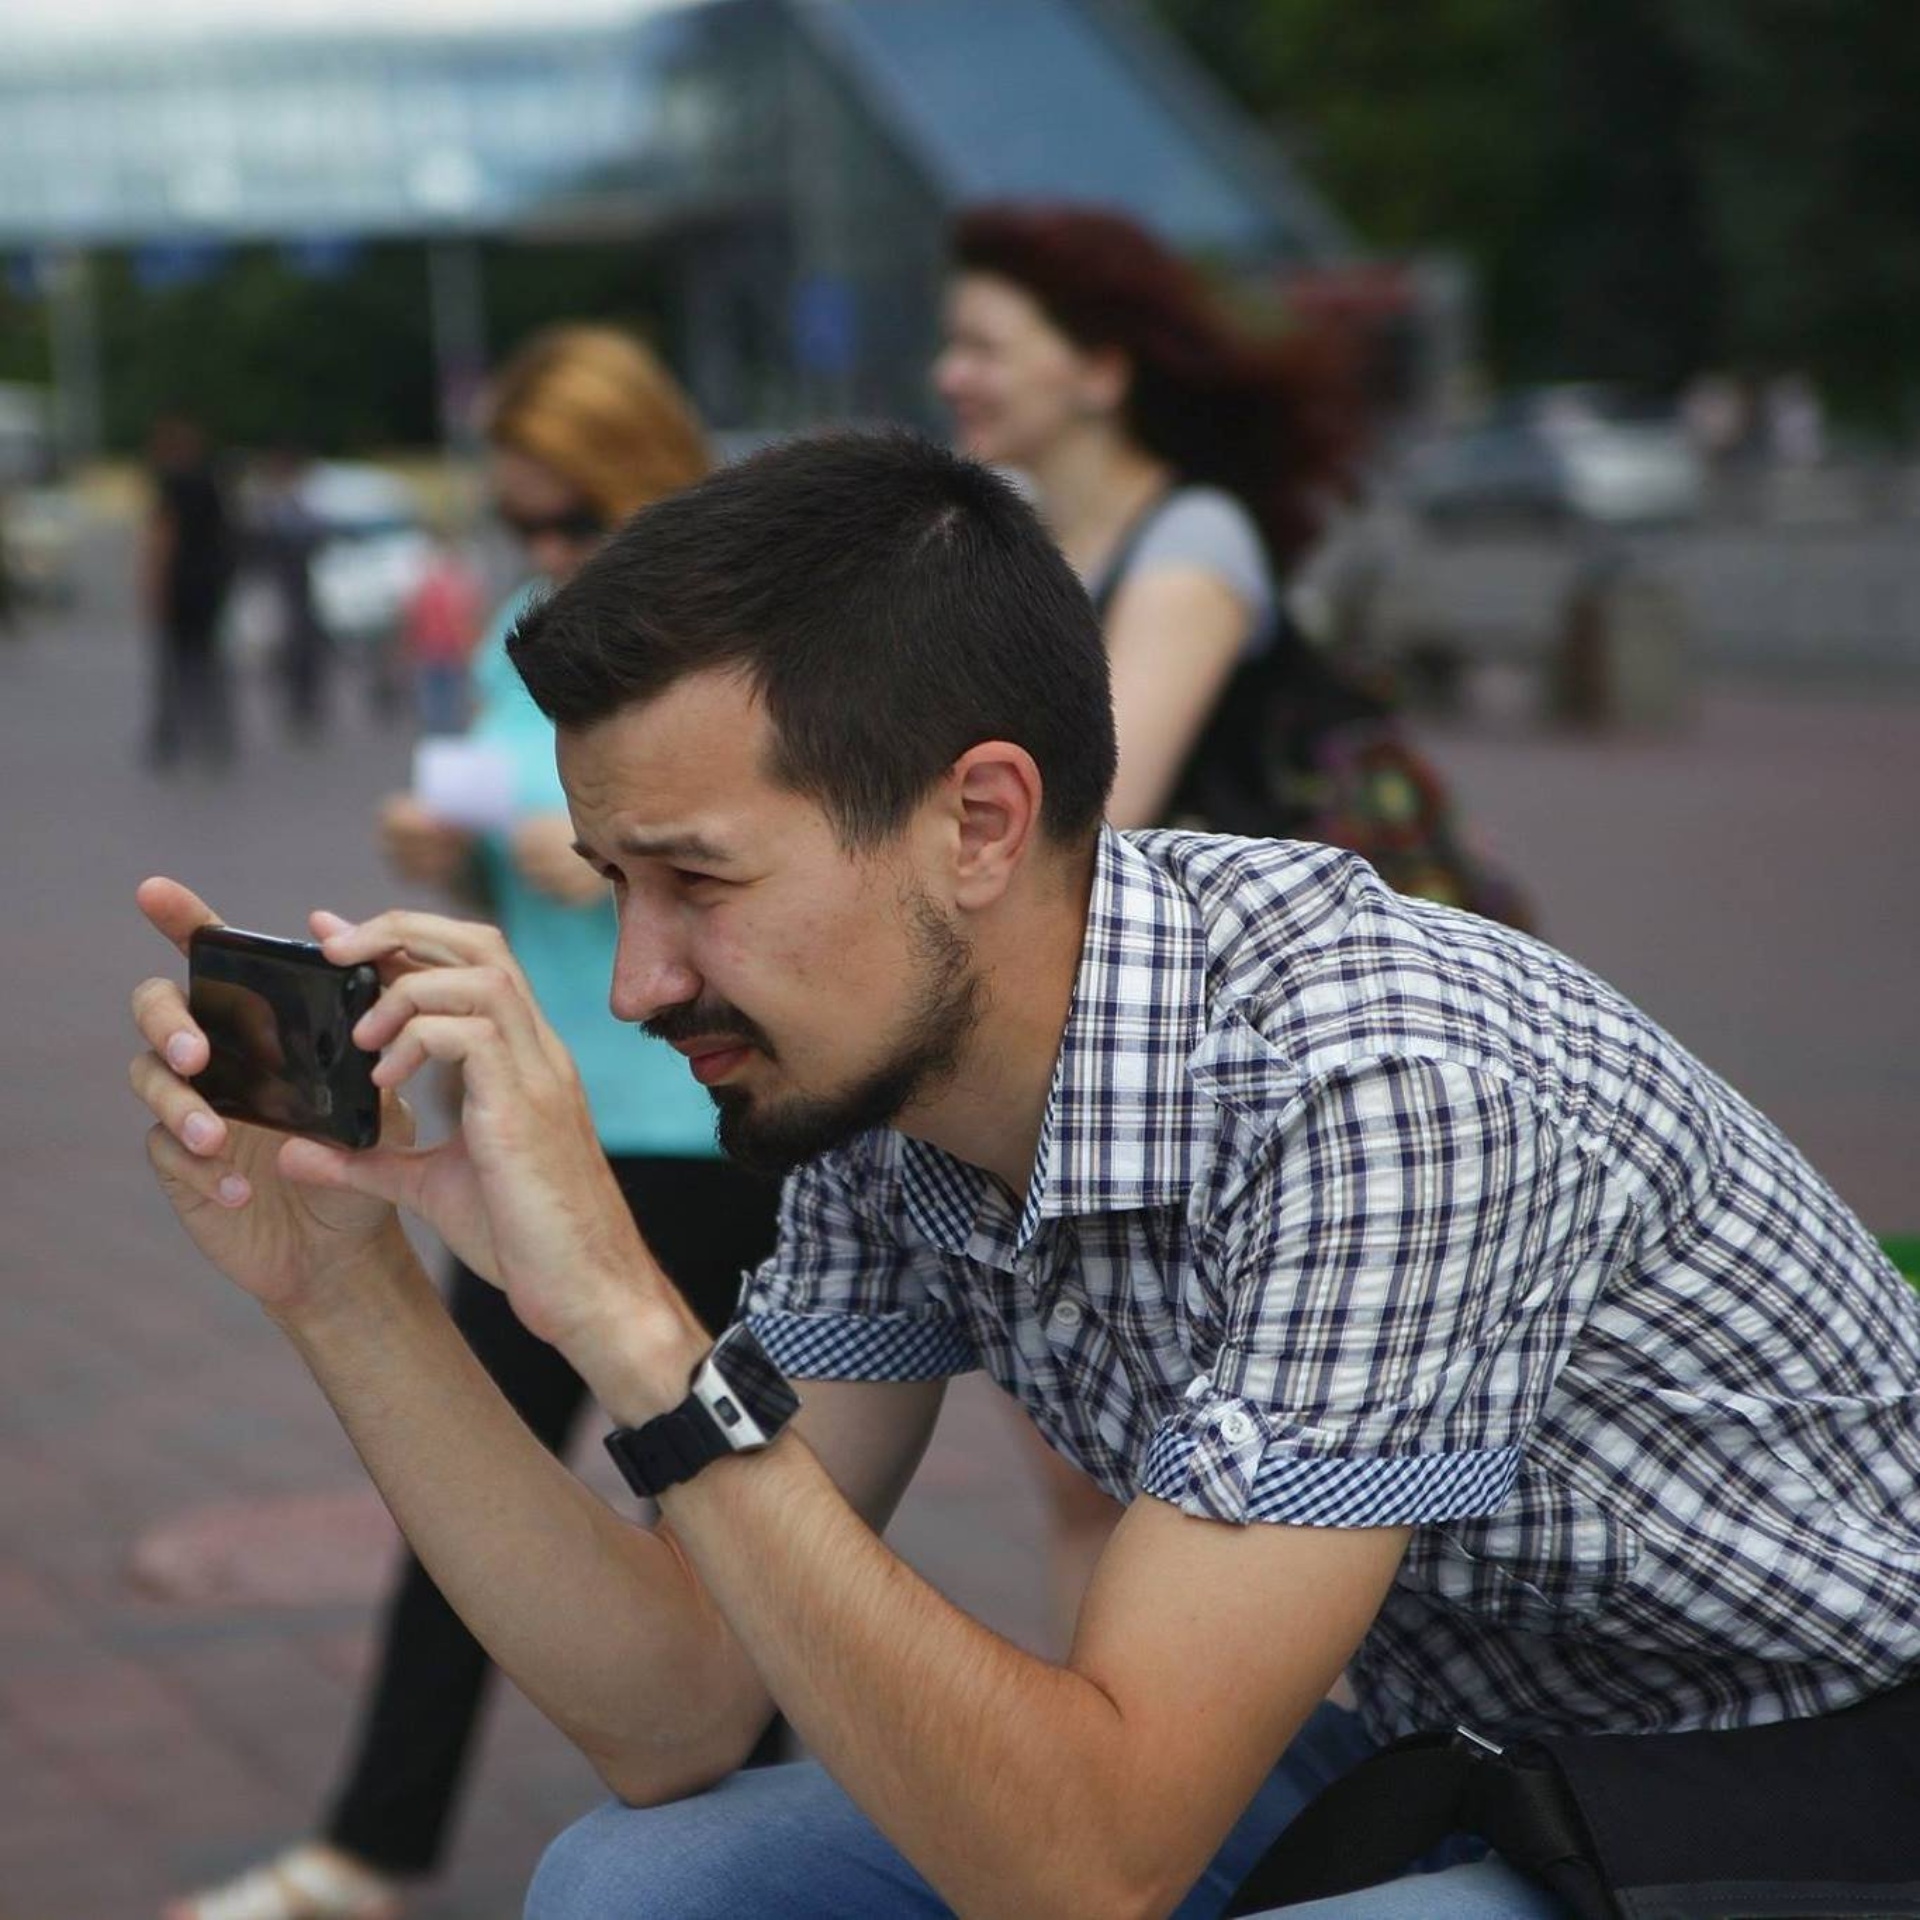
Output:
(583, 829), (738, 867)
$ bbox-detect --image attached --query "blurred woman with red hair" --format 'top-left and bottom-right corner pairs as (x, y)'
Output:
(938, 200), (1358, 832)
(937, 202), (1364, 1636)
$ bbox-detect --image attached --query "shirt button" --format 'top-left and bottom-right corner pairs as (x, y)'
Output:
(1050, 1299), (1083, 1333)
(1219, 1409), (1256, 1445)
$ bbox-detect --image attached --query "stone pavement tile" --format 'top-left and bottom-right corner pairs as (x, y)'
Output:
(140, 1628), (364, 1792)
(113, 1725), (293, 1826)
(2, 1850), (166, 1920)
(6, 1519), (127, 1598)
(125, 1490), (399, 1611)
(0, 1455), (98, 1539)
(0, 1655), (282, 1830)
(38, 1422), (238, 1532)
(0, 1566), (88, 1649)
(0, 1719), (105, 1842)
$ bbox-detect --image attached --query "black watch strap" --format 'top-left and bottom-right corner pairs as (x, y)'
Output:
(604, 1397), (730, 1500)
(604, 1324), (800, 1501)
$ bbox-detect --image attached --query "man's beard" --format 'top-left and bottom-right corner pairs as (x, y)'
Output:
(647, 889), (983, 1178)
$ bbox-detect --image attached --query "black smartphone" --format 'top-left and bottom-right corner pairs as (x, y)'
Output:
(187, 926), (382, 1149)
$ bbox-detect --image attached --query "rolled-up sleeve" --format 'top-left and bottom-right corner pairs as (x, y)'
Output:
(1141, 1057), (1607, 1527)
(740, 1151), (979, 1382)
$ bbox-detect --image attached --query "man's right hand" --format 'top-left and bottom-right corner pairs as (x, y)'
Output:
(129, 876), (412, 1317)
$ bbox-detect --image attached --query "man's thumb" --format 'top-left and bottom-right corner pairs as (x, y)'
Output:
(278, 1132), (421, 1210)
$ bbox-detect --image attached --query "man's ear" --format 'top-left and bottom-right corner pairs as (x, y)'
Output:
(944, 741), (1043, 910)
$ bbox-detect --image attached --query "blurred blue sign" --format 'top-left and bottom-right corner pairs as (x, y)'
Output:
(283, 236), (363, 281)
(6, 253), (45, 301)
(133, 242), (227, 292)
(792, 274), (858, 379)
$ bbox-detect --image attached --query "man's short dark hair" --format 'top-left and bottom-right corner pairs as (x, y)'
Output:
(506, 430), (1117, 849)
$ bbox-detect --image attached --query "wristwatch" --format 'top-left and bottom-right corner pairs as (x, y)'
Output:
(603, 1322), (801, 1499)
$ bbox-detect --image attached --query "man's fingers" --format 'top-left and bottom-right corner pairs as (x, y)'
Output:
(131, 975), (208, 1077)
(146, 1123), (252, 1210)
(129, 1049), (227, 1157)
(351, 964), (543, 1058)
(366, 1014), (503, 1093)
(277, 1097), (421, 1207)
(321, 908), (517, 977)
(135, 875), (223, 958)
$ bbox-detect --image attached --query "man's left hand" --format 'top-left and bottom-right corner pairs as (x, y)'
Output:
(301, 908), (684, 1372)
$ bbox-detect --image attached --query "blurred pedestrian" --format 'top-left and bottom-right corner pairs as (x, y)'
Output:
(399, 529), (484, 736)
(942, 204), (1524, 909)
(937, 203), (1362, 1632)
(165, 327), (782, 1920)
(1680, 369), (1751, 468)
(1764, 370), (1826, 468)
(940, 203), (1357, 832)
(142, 414), (237, 770)
(248, 445), (335, 740)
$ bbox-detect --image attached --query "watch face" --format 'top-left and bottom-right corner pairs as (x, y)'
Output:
(701, 1324), (801, 1445)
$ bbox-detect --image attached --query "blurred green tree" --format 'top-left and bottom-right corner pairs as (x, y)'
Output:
(1154, 0), (1919, 424)
(1, 239), (675, 458)
(1674, 0), (1920, 426)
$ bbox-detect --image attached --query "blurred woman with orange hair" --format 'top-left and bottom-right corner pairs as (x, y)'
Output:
(168, 328), (781, 1920)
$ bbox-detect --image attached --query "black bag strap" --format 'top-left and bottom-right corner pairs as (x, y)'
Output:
(1086, 488), (1176, 622)
(1224, 1730), (1605, 1918)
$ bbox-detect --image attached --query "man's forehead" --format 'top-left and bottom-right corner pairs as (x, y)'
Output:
(559, 673), (762, 782)
(555, 675), (789, 851)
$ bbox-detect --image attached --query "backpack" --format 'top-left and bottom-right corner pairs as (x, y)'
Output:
(1166, 622), (1535, 932)
(1093, 494), (1533, 932)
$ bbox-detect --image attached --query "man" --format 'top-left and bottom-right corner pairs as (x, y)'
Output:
(130, 432), (1920, 1919)
(143, 413), (237, 770)
(248, 443), (334, 741)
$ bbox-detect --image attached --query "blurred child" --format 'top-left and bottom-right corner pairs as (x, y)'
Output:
(400, 532), (484, 736)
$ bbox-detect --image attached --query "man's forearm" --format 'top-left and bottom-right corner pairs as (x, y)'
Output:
(660, 1435), (1202, 1920)
(275, 1232), (765, 1795)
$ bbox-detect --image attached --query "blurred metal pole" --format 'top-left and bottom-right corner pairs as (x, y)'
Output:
(426, 235), (488, 455)
(47, 247), (103, 475)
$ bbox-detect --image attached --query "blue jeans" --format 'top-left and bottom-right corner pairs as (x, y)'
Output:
(526, 1702), (1571, 1918)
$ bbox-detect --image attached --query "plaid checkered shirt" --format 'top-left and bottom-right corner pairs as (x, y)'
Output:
(742, 828), (1920, 1741)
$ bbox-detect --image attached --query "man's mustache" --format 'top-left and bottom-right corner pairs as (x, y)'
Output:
(642, 998), (777, 1057)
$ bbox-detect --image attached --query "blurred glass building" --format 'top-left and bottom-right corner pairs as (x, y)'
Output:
(0, 0), (1347, 437)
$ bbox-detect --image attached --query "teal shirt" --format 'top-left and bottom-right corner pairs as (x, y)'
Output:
(467, 590), (721, 1159)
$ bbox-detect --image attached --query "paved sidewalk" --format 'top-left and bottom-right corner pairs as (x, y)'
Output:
(0, 563), (1914, 1919)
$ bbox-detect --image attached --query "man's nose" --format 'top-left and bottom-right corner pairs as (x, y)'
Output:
(610, 921), (701, 1024)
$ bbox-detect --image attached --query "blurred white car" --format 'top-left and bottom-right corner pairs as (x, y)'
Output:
(1405, 387), (1704, 528)
(0, 383), (76, 607)
(2, 484), (80, 604)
